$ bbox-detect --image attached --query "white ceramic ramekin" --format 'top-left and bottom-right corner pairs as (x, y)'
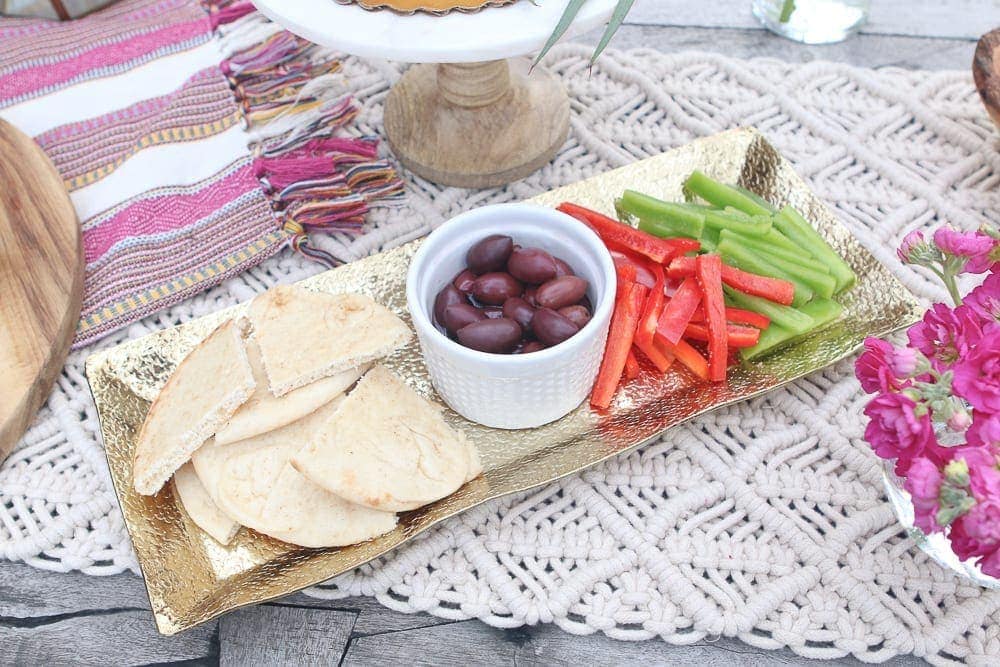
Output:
(406, 203), (616, 429)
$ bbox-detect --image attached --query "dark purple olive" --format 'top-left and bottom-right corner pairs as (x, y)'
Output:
(502, 297), (535, 332)
(482, 307), (503, 319)
(507, 247), (558, 284)
(558, 305), (591, 329)
(578, 295), (593, 311)
(553, 257), (574, 277)
(466, 235), (514, 274)
(531, 308), (580, 347)
(434, 284), (466, 326)
(523, 286), (538, 307)
(472, 272), (522, 305)
(457, 318), (522, 353)
(443, 303), (485, 334)
(453, 269), (477, 294)
(535, 276), (589, 310)
(520, 341), (547, 354)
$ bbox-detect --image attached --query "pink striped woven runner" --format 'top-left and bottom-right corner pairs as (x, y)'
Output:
(0, 0), (404, 347)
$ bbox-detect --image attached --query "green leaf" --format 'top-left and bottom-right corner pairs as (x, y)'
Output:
(532, 0), (588, 70)
(779, 0), (796, 23)
(589, 0), (635, 65)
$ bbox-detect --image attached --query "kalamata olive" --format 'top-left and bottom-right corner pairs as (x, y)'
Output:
(523, 286), (538, 307)
(578, 295), (593, 311)
(443, 303), (485, 334)
(472, 272), (522, 305)
(457, 318), (522, 353)
(535, 276), (589, 310)
(466, 234), (514, 274)
(453, 269), (477, 294)
(507, 247), (558, 284)
(558, 305), (591, 329)
(531, 308), (580, 347)
(434, 284), (466, 325)
(553, 257), (574, 277)
(520, 341), (547, 354)
(483, 307), (504, 319)
(502, 297), (535, 332)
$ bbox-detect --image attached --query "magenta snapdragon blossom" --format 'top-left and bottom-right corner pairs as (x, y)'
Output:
(933, 227), (997, 274)
(904, 457), (944, 534)
(855, 338), (903, 393)
(897, 230), (928, 264)
(863, 392), (938, 475)
(966, 273), (1000, 326)
(952, 325), (1000, 414)
(967, 412), (1000, 449)
(954, 446), (1000, 503)
(907, 303), (982, 372)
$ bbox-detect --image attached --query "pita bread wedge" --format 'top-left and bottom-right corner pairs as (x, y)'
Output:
(248, 286), (411, 396)
(133, 319), (255, 496)
(214, 432), (396, 548)
(172, 463), (240, 544)
(291, 366), (474, 512)
(214, 336), (367, 445)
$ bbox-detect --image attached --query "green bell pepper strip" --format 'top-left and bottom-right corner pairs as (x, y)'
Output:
(685, 171), (774, 217)
(773, 206), (856, 293)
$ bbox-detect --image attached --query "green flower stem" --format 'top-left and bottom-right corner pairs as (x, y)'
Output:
(929, 266), (963, 307)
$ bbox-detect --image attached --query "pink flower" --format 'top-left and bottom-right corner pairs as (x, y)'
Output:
(864, 392), (938, 475)
(898, 230), (927, 264)
(904, 457), (944, 534)
(954, 446), (1000, 502)
(959, 500), (1000, 550)
(933, 227), (997, 274)
(981, 547), (1000, 579)
(966, 273), (1000, 326)
(967, 412), (1000, 449)
(889, 347), (919, 378)
(907, 303), (982, 372)
(948, 409), (973, 432)
(952, 324), (1000, 414)
(855, 338), (899, 393)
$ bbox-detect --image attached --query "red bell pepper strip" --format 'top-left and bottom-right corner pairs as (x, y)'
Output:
(660, 339), (710, 381)
(610, 249), (657, 289)
(615, 261), (637, 286)
(624, 349), (640, 380)
(591, 282), (646, 409)
(696, 254), (728, 382)
(683, 323), (761, 348)
(722, 307), (770, 330)
(656, 277), (701, 345)
(634, 337), (675, 373)
(635, 264), (665, 346)
(558, 202), (700, 264)
(667, 256), (795, 306)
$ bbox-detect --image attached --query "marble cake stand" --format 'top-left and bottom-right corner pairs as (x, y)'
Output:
(252, 0), (617, 187)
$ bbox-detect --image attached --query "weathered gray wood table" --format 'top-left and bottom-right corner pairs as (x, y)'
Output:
(1, 1), (994, 664)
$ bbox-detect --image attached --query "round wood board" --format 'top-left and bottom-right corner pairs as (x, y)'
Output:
(0, 119), (83, 462)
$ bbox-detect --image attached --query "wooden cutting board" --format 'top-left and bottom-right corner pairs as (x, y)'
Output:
(0, 118), (83, 461)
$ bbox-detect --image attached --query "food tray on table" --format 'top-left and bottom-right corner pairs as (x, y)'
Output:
(85, 127), (922, 635)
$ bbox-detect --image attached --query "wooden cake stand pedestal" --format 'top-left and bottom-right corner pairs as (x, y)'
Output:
(252, 0), (616, 188)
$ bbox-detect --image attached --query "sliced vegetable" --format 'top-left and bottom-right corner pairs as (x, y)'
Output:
(634, 336), (675, 373)
(696, 254), (727, 382)
(717, 239), (813, 306)
(656, 277), (701, 345)
(660, 338), (710, 381)
(723, 285), (814, 333)
(591, 281), (646, 409)
(702, 209), (771, 237)
(719, 229), (823, 273)
(635, 264), (665, 346)
(615, 261), (637, 286)
(741, 297), (844, 360)
(610, 249), (655, 289)
(667, 256), (796, 306)
(722, 307), (770, 329)
(718, 234), (837, 299)
(684, 171), (773, 217)
(624, 349), (640, 380)
(558, 202), (699, 264)
(684, 323), (761, 348)
(774, 206), (856, 292)
(732, 185), (777, 213)
(619, 190), (705, 239)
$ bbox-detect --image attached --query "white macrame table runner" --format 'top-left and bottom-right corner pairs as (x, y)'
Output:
(3, 44), (999, 665)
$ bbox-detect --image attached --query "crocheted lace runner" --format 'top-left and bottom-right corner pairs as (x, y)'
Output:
(3, 45), (999, 665)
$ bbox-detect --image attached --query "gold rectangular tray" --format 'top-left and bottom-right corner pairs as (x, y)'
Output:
(85, 128), (922, 635)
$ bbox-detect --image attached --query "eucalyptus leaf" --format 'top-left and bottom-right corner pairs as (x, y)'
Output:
(590, 0), (635, 65)
(532, 0), (588, 69)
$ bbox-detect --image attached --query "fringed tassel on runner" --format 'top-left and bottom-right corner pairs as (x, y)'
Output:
(206, 0), (405, 267)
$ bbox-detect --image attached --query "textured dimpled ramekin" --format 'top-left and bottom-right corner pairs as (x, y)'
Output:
(406, 203), (616, 429)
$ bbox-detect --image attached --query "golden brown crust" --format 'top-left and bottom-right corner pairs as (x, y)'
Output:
(344, 0), (517, 16)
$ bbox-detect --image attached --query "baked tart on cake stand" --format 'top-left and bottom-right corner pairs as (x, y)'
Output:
(253, 0), (617, 187)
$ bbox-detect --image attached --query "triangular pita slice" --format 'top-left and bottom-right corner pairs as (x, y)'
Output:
(291, 366), (474, 512)
(214, 336), (367, 445)
(213, 425), (396, 547)
(172, 463), (240, 544)
(248, 285), (411, 396)
(133, 319), (255, 496)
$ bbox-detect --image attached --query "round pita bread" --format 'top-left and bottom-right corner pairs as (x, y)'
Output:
(291, 366), (474, 512)
(172, 463), (240, 545)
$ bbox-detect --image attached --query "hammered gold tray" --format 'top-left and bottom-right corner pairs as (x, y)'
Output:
(85, 128), (922, 635)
